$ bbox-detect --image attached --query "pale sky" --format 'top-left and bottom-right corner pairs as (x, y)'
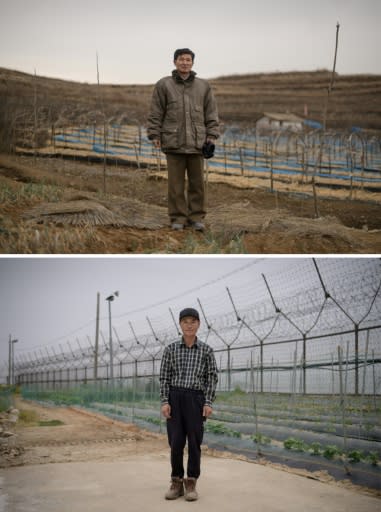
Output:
(0, 0), (380, 84)
(0, 255), (272, 377)
(1, 256), (379, 383)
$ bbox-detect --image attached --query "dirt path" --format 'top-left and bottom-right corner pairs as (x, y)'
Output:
(0, 399), (380, 512)
(2, 398), (167, 467)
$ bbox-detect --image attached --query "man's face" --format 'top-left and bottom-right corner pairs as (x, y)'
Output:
(180, 316), (200, 338)
(174, 53), (193, 75)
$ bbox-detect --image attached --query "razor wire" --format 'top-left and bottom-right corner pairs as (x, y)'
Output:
(12, 258), (381, 395)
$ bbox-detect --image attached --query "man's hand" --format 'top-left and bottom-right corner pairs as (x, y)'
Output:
(161, 403), (171, 419)
(203, 405), (213, 419)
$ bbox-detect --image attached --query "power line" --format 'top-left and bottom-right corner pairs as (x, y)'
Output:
(114, 258), (265, 319)
(17, 259), (265, 354)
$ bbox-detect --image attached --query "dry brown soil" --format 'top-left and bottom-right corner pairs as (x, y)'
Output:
(2, 398), (167, 468)
(0, 154), (380, 253)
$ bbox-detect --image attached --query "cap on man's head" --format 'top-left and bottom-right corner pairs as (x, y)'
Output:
(174, 48), (195, 62)
(179, 307), (200, 321)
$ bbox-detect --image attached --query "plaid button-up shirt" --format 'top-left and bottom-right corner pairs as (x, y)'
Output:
(160, 337), (218, 407)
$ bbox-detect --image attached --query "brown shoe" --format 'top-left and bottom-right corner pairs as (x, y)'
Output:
(184, 478), (198, 501)
(165, 477), (184, 500)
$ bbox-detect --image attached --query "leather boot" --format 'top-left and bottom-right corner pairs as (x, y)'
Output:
(184, 477), (198, 501)
(165, 477), (184, 500)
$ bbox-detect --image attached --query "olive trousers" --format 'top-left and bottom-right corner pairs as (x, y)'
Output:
(166, 153), (205, 224)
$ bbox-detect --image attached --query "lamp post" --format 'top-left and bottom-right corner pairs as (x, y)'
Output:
(8, 336), (18, 386)
(105, 292), (119, 381)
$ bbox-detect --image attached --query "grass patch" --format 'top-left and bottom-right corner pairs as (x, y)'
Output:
(38, 419), (64, 427)
(0, 221), (102, 254)
(179, 229), (247, 254)
(0, 180), (65, 204)
(18, 409), (64, 427)
(18, 409), (39, 425)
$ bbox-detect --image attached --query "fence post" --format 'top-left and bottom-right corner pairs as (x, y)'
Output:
(260, 340), (264, 393)
(302, 334), (307, 394)
(354, 324), (359, 395)
(239, 147), (244, 175)
(338, 345), (351, 474)
(250, 351), (261, 456)
(372, 349), (377, 410)
(359, 331), (369, 436)
(227, 346), (231, 392)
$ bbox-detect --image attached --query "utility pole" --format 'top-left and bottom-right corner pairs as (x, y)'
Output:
(108, 298), (113, 380)
(105, 291), (119, 382)
(8, 335), (18, 385)
(8, 335), (11, 385)
(94, 292), (100, 380)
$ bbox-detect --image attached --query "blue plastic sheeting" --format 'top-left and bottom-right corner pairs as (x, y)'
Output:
(53, 129), (381, 184)
(303, 119), (323, 129)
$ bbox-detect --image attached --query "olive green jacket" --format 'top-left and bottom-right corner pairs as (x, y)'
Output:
(147, 70), (219, 154)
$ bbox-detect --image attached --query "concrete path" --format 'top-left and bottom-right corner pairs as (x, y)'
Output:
(1, 453), (379, 512)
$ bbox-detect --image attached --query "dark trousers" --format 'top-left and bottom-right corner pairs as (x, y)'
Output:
(167, 387), (204, 479)
(166, 153), (205, 224)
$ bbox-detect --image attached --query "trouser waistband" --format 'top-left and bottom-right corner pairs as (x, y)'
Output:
(169, 386), (203, 395)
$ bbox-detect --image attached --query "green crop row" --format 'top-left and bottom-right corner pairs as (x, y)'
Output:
(283, 437), (379, 465)
(205, 420), (241, 438)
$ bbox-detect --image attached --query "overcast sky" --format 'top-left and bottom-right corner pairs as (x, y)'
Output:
(1, 256), (379, 382)
(0, 0), (380, 84)
(0, 255), (272, 377)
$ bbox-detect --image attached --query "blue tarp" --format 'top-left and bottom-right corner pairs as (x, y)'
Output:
(53, 127), (381, 184)
(303, 119), (323, 129)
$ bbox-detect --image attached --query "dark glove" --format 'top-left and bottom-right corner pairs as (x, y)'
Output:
(202, 141), (215, 159)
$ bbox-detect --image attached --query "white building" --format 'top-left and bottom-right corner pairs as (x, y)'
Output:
(256, 112), (304, 132)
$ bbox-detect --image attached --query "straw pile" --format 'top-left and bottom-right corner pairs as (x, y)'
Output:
(207, 201), (361, 249)
(23, 197), (168, 229)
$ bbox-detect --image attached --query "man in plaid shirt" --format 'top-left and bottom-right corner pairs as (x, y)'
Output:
(160, 307), (218, 501)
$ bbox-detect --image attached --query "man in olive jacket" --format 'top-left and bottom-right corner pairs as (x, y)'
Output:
(147, 48), (219, 231)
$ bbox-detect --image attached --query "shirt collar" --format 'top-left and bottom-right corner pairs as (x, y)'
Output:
(181, 336), (198, 348)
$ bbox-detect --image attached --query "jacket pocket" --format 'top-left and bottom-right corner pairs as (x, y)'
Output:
(192, 104), (204, 123)
(161, 125), (179, 150)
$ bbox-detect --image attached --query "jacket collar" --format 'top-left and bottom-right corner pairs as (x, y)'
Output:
(172, 69), (196, 83)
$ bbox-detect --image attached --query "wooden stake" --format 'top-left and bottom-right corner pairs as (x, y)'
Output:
(323, 22), (340, 131)
(33, 69), (37, 165)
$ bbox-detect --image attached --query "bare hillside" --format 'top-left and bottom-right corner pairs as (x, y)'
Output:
(210, 71), (381, 130)
(1, 67), (381, 133)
